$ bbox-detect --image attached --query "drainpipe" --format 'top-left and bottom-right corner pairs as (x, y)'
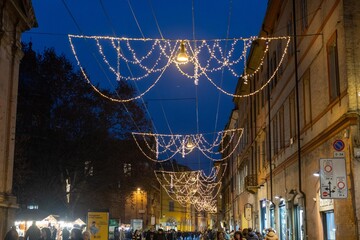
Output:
(262, 25), (273, 204)
(292, 0), (308, 239)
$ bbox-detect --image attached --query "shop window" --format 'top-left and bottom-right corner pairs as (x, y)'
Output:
(322, 211), (336, 240)
(270, 205), (275, 229)
(279, 203), (287, 240)
(260, 200), (267, 231)
(294, 205), (304, 240)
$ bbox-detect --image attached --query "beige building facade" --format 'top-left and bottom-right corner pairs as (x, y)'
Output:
(0, 0), (36, 238)
(220, 0), (360, 239)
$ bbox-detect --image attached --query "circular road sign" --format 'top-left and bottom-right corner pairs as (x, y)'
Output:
(333, 140), (345, 151)
(324, 164), (332, 173)
(337, 181), (345, 189)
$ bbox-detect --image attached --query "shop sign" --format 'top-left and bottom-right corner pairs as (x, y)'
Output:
(87, 211), (109, 240)
(319, 197), (334, 212)
(320, 158), (348, 199)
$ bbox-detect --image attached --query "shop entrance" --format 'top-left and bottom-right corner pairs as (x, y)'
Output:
(279, 203), (287, 240)
(294, 205), (304, 240)
(260, 200), (266, 231)
(322, 211), (336, 240)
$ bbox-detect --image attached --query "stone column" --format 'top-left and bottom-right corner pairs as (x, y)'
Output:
(0, 0), (36, 239)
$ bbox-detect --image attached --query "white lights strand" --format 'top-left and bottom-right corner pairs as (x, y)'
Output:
(68, 34), (291, 101)
(132, 128), (243, 162)
(68, 35), (177, 103)
(194, 36), (291, 97)
(154, 163), (227, 212)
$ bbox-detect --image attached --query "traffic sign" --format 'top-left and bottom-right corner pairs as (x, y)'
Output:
(320, 158), (348, 199)
(333, 140), (345, 151)
(334, 151), (345, 158)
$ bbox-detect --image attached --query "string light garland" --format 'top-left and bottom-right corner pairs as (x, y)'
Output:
(155, 163), (226, 213)
(132, 128), (243, 162)
(68, 35), (291, 101)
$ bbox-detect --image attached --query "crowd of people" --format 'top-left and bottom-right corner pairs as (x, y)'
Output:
(4, 222), (89, 240)
(4, 222), (278, 240)
(122, 228), (278, 240)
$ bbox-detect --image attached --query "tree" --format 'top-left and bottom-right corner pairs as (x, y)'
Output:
(14, 43), (156, 218)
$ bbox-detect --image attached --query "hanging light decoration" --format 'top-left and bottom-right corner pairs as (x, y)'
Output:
(185, 137), (195, 149)
(132, 128), (243, 162)
(155, 163), (226, 213)
(176, 41), (189, 63)
(68, 35), (291, 102)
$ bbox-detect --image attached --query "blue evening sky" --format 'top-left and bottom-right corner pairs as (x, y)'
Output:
(22, 1), (268, 171)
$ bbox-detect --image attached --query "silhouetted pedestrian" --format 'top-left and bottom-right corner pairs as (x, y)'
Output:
(5, 226), (19, 240)
(62, 228), (70, 240)
(25, 222), (41, 240)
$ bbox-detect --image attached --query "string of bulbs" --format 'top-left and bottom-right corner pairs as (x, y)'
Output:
(154, 164), (226, 212)
(132, 128), (243, 162)
(68, 35), (291, 102)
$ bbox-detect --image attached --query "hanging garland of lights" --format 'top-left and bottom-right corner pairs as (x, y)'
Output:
(155, 164), (226, 213)
(132, 128), (243, 162)
(68, 35), (291, 102)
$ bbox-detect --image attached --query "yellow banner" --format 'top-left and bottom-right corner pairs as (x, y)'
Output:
(87, 212), (109, 240)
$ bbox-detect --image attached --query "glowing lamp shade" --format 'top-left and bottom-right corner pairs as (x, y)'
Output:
(176, 41), (189, 62)
(186, 137), (195, 149)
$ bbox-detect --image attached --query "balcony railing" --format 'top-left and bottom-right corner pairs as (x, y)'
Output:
(244, 174), (258, 194)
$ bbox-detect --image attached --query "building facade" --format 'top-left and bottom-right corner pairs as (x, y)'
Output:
(0, 0), (36, 239)
(220, 0), (360, 239)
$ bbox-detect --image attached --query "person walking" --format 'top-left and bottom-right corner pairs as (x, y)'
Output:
(4, 226), (19, 240)
(132, 230), (141, 240)
(70, 229), (83, 240)
(51, 227), (57, 240)
(245, 229), (258, 240)
(156, 229), (166, 240)
(41, 228), (52, 240)
(233, 231), (244, 240)
(25, 222), (41, 240)
(62, 228), (70, 240)
(82, 231), (90, 240)
(264, 229), (278, 240)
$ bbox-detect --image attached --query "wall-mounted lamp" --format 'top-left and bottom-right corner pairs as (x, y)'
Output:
(313, 172), (320, 177)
